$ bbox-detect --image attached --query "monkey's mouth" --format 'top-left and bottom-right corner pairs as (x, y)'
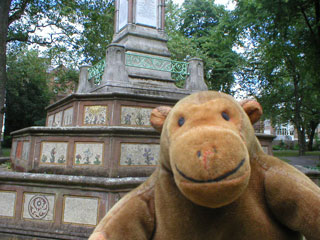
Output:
(175, 159), (245, 183)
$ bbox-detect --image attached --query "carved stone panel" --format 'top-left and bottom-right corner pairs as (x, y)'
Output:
(0, 191), (16, 218)
(120, 143), (159, 166)
(120, 106), (153, 126)
(74, 142), (104, 165)
(63, 107), (74, 126)
(40, 142), (68, 165)
(136, 0), (157, 28)
(22, 193), (55, 221)
(63, 196), (99, 226)
(83, 105), (108, 126)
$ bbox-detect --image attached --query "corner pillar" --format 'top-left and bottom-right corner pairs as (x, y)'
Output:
(185, 58), (208, 91)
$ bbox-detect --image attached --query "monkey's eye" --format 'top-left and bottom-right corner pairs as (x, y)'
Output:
(178, 117), (185, 126)
(222, 112), (230, 121)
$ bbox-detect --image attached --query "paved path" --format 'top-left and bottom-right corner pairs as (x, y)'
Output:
(283, 155), (320, 168)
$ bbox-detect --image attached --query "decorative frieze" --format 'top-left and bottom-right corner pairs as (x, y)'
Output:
(84, 105), (108, 125)
(63, 196), (99, 226)
(74, 142), (104, 165)
(120, 106), (153, 126)
(40, 142), (68, 165)
(120, 143), (159, 166)
(0, 191), (16, 218)
(63, 107), (74, 126)
(22, 193), (55, 221)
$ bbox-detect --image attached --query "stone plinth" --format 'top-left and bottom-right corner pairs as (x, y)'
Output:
(10, 92), (183, 177)
(11, 127), (159, 177)
(255, 133), (276, 155)
(0, 171), (144, 239)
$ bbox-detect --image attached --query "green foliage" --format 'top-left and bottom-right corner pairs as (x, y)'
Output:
(234, 0), (320, 155)
(4, 49), (52, 139)
(166, 0), (240, 93)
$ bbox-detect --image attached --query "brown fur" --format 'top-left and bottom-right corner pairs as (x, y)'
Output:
(89, 91), (320, 240)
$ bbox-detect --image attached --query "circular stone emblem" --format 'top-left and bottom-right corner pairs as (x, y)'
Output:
(28, 195), (49, 219)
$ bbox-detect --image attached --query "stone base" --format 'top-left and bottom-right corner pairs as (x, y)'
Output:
(0, 172), (145, 239)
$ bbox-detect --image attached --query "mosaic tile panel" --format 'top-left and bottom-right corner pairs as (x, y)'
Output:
(40, 142), (68, 165)
(16, 141), (23, 159)
(120, 143), (159, 166)
(74, 142), (104, 165)
(22, 141), (30, 161)
(84, 105), (108, 125)
(47, 115), (54, 127)
(63, 196), (99, 226)
(11, 141), (17, 158)
(23, 193), (55, 221)
(120, 106), (153, 126)
(53, 111), (63, 127)
(0, 191), (16, 218)
(63, 107), (73, 126)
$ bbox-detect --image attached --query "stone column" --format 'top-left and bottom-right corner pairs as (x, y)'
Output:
(76, 65), (92, 93)
(101, 44), (129, 85)
(185, 58), (208, 91)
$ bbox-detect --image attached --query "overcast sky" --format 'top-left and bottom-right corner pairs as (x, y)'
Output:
(172, 0), (236, 10)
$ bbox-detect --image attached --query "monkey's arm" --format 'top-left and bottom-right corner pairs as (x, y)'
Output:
(89, 183), (155, 240)
(264, 159), (320, 240)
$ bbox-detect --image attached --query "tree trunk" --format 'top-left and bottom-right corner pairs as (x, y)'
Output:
(307, 120), (319, 151)
(0, 0), (11, 156)
(292, 72), (306, 156)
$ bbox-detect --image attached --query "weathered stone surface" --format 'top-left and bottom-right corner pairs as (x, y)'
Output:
(0, 191), (16, 217)
(185, 58), (208, 91)
(76, 65), (92, 93)
(63, 196), (100, 225)
(101, 44), (129, 85)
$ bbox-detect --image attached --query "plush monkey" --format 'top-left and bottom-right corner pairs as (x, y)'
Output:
(89, 91), (320, 240)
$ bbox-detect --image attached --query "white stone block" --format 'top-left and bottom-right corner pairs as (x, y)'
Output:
(63, 196), (99, 226)
(0, 191), (16, 218)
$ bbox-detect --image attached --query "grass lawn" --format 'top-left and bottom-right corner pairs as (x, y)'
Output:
(273, 150), (320, 158)
(1, 148), (11, 157)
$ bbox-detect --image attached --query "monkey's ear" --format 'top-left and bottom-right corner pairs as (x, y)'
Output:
(150, 106), (172, 133)
(240, 100), (263, 124)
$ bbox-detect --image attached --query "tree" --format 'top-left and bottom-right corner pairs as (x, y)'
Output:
(234, 0), (320, 155)
(4, 49), (52, 145)
(0, 0), (114, 154)
(0, 0), (11, 155)
(167, 0), (240, 93)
